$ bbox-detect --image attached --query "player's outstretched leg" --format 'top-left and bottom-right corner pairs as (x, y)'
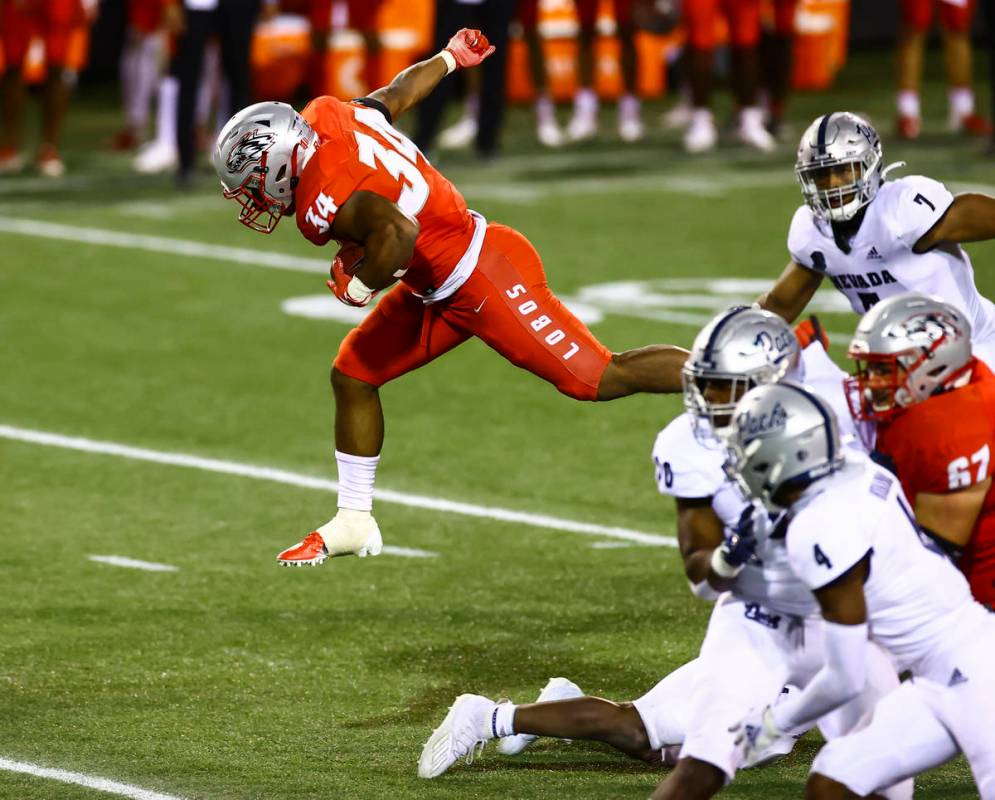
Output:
(497, 676), (583, 755)
(276, 367), (385, 565)
(596, 345), (690, 400)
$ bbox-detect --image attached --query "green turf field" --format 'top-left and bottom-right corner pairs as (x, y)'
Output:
(1, 49), (993, 798)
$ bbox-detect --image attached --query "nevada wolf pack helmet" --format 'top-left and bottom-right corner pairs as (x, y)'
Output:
(682, 306), (801, 442)
(213, 101), (317, 233)
(846, 292), (973, 422)
(725, 382), (846, 510)
(796, 112), (884, 223)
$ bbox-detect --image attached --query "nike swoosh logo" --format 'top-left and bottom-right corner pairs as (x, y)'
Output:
(474, 298), (487, 313)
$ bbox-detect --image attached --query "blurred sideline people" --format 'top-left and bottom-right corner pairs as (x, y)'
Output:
(567, 0), (643, 142)
(134, 42), (226, 173)
(305, 0), (385, 96)
(174, 0), (275, 184)
(896, 0), (991, 139)
(438, 0), (564, 150)
(415, 0), (516, 159)
(114, 0), (172, 150)
(681, 0), (775, 153)
(0, 0), (95, 176)
(759, 0), (798, 138)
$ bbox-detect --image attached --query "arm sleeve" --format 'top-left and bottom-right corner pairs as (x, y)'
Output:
(886, 176), (955, 250)
(770, 620), (870, 734)
(787, 206), (822, 272)
(651, 421), (725, 499)
(786, 509), (874, 590)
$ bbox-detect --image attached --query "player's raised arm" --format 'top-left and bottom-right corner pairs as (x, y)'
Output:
(755, 260), (824, 324)
(367, 29), (496, 121)
(913, 192), (995, 253)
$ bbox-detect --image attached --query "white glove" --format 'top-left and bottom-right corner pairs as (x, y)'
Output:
(731, 705), (784, 769)
(317, 509), (383, 558)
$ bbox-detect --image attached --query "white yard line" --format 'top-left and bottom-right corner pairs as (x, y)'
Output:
(88, 555), (179, 572)
(0, 424), (677, 548)
(0, 218), (327, 275)
(380, 545), (439, 558)
(0, 757), (186, 800)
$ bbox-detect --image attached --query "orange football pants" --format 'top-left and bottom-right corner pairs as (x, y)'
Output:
(684, 0), (762, 49)
(1, 0), (81, 68)
(901, 0), (976, 33)
(334, 223), (613, 401)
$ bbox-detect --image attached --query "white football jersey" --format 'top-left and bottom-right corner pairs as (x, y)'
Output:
(788, 175), (995, 350)
(786, 452), (994, 679)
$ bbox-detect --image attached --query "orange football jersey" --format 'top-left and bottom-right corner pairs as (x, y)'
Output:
(875, 358), (995, 602)
(295, 96), (476, 297)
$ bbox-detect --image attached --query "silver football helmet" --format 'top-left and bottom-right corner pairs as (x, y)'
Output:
(725, 382), (845, 510)
(795, 112), (884, 223)
(846, 292), (973, 422)
(683, 306), (801, 442)
(213, 101), (317, 234)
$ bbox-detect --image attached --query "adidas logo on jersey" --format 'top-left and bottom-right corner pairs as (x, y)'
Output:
(866, 246), (883, 260)
(948, 668), (968, 687)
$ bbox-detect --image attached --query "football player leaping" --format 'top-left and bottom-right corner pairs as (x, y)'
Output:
(701, 384), (995, 800)
(847, 292), (995, 608)
(756, 111), (995, 368)
(211, 29), (689, 566)
(417, 308), (906, 797)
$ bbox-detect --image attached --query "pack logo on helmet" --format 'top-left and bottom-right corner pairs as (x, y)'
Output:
(737, 402), (788, 438)
(754, 329), (795, 357)
(226, 128), (277, 174)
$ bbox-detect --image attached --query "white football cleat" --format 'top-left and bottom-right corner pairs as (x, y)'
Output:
(496, 677), (583, 756)
(736, 107), (776, 153)
(418, 694), (495, 778)
(438, 115), (478, 150)
(536, 119), (564, 148)
(319, 509), (383, 558)
(618, 96), (644, 143)
(684, 110), (718, 153)
(660, 99), (693, 131)
(133, 139), (178, 174)
(276, 510), (382, 566)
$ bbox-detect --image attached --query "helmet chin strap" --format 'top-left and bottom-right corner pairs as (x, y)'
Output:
(880, 160), (907, 180)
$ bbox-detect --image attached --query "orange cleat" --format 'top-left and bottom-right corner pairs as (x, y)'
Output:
(896, 115), (921, 140)
(277, 531), (329, 567)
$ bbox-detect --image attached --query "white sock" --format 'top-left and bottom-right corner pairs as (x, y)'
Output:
(691, 107), (714, 127)
(335, 450), (380, 512)
(490, 702), (517, 738)
(897, 90), (920, 119)
(948, 86), (974, 120)
(574, 87), (598, 115)
(534, 92), (555, 125)
(155, 75), (178, 148)
(618, 93), (640, 119)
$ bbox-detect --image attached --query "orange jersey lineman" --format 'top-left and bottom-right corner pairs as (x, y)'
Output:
(295, 95), (612, 400)
(875, 358), (995, 606)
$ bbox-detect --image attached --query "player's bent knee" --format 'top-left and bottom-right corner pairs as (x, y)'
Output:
(331, 366), (377, 394)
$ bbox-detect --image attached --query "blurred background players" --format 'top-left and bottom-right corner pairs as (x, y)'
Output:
(567, 0), (643, 142)
(438, 0), (564, 150)
(414, 0), (516, 160)
(896, 0), (991, 139)
(305, 0), (386, 96)
(114, 0), (172, 150)
(173, 0), (275, 185)
(759, 0), (798, 138)
(0, 0), (93, 176)
(681, 0), (776, 153)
